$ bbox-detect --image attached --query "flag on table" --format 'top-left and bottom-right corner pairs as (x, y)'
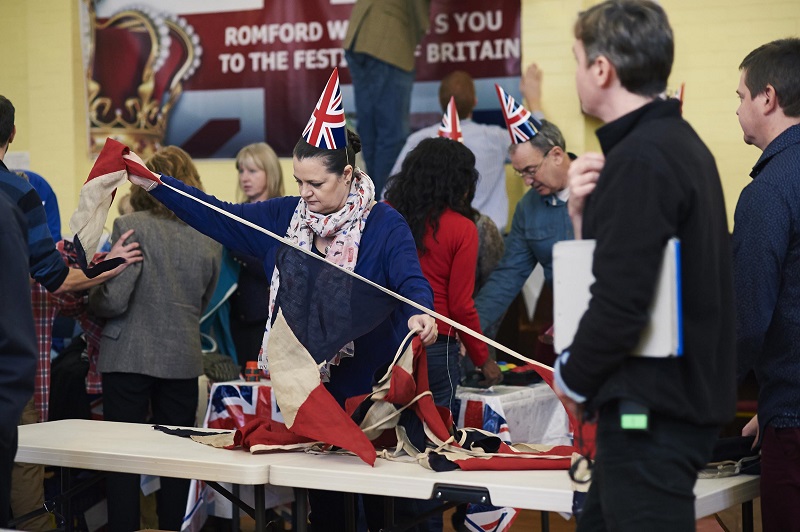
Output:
(69, 138), (161, 276)
(438, 96), (463, 142)
(255, 243), (403, 465)
(495, 84), (542, 144)
(302, 68), (346, 150)
(464, 503), (519, 532)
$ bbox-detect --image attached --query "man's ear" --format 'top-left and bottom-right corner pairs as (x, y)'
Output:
(762, 84), (778, 115)
(550, 145), (566, 165)
(8, 125), (15, 144)
(592, 55), (615, 88)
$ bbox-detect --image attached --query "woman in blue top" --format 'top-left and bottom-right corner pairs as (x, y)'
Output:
(131, 129), (436, 528)
(132, 129), (436, 405)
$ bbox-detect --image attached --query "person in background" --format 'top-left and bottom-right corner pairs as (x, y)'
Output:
(386, 137), (502, 417)
(343, 0), (431, 198)
(556, 1), (735, 529)
(16, 170), (61, 242)
(0, 193), (36, 529)
(732, 38), (800, 531)
(89, 146), (221, 532)
(228, 142), (285, 371)
(473, 119), (574, 341)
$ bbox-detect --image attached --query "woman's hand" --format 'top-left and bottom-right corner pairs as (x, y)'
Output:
(123, 150), (161, 191)
(408, 314), (437, 346)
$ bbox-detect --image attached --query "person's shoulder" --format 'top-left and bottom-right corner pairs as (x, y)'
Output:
(0, 166), (35, 196)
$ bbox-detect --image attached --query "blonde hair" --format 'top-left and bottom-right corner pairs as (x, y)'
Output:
(132, 145), (204, 219)
(235, 142), (284, 203)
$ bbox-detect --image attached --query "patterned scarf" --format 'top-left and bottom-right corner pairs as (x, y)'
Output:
(260, 168), (375, 379)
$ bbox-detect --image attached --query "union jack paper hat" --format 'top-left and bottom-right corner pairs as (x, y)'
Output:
(495, 84), (542, 144)
(302, 68), (347, 150)
(437, 96), (463, 142)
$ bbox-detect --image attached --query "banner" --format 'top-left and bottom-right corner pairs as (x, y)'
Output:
(82, 0), (522, 158)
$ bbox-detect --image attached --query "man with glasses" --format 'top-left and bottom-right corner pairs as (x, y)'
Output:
(474, 119), (574, 340)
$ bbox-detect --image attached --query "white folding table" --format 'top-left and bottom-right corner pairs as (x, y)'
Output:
(268, 452), (760, 531)
(15, 419), (296, 531)
(16, 419), (760, 532)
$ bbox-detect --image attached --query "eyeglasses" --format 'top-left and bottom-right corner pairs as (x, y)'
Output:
(514, 147), (553, 179)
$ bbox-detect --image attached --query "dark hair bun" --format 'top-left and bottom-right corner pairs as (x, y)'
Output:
(346, 128), (362, 155)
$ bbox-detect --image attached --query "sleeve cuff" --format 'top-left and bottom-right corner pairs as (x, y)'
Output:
(554, 350), (587, 403)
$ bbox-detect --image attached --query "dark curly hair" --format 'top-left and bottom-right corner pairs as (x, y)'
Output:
(385, 137), (478, 254)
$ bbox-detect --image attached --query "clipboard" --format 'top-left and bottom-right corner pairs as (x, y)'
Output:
(552, 238), (683, 357)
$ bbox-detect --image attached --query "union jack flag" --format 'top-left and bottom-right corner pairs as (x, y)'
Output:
(302, 68), (347, 149)
(495, 84), (542, 144)
(438, 96), (463, 142)
(464, 504), (519, 532)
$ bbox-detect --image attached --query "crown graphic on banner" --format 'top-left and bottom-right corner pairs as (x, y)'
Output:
(437, 96), (463, 142)
(495, 84), (542, 144)
(85, 3), (201, 158)
(302, 68), (347, 150)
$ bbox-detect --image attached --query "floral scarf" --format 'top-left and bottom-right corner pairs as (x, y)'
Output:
(259, 168), (375, 379)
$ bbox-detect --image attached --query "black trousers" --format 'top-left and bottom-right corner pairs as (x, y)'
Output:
(0, 426), (17, 528)
(102, 372), (198, 532)
(577, 402), (718, 532)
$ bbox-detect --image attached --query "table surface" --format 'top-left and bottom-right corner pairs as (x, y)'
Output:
(15, 419), (297, 485)
(267, 452), (760, 517)
(17, 419), (760, 519)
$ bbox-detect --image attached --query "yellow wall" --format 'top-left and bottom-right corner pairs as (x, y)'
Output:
(2, 0), (799, 233)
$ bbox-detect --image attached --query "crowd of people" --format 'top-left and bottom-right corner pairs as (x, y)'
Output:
(2, 0), (800, 531)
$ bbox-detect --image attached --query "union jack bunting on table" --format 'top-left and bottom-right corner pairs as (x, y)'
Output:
(495, 83), (542, 144)
(302, 67), (347, 150)
(438, 96), (464, 142)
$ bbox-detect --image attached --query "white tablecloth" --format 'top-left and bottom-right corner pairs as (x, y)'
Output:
(456, 383), (571, 445)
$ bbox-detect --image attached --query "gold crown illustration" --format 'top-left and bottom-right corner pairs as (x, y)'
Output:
(85, 3), (201, 158)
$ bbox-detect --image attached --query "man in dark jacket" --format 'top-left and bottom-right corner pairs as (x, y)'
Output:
(733, 38), (800, 531)
(554, 1), (736, 530)
(0, 193), (36, 528)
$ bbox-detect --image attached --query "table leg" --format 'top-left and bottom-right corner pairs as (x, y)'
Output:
(294, 488), (308, 532)
(232, 484), (240, 532)
(541, 510), (550, 532)
(384, 496), (395, 528)
(62, 467), (73, 532)
(254, 484), (266, 532)
(742, 500), (754, 532)
(345, 493), (356, 532)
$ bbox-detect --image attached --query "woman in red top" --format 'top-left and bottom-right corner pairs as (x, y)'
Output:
(386, 137), (502, 417)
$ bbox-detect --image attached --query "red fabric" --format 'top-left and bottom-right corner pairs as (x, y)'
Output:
(235, 417), (314, 448)
(418, 209), (489, 367)
(290, 384), (377, 465)
(463, 399), (486, 430)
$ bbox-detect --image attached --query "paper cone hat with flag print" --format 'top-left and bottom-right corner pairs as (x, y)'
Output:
(302, 68), (347, 150)
(495, 84), (543, 144)
(437, 96), (463, 142)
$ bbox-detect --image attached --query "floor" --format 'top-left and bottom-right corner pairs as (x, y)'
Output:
(227, 497), (762, 531)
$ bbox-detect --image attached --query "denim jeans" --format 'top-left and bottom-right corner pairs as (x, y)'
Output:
(344, 50), (414, 198)
(425, 336), (461, 420)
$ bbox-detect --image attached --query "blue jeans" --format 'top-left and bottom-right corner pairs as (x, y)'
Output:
(425, 336), (461, 421)
(344, 50), (414, 198)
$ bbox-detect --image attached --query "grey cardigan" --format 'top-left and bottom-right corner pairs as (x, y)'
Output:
(89, 211), (221, 379)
